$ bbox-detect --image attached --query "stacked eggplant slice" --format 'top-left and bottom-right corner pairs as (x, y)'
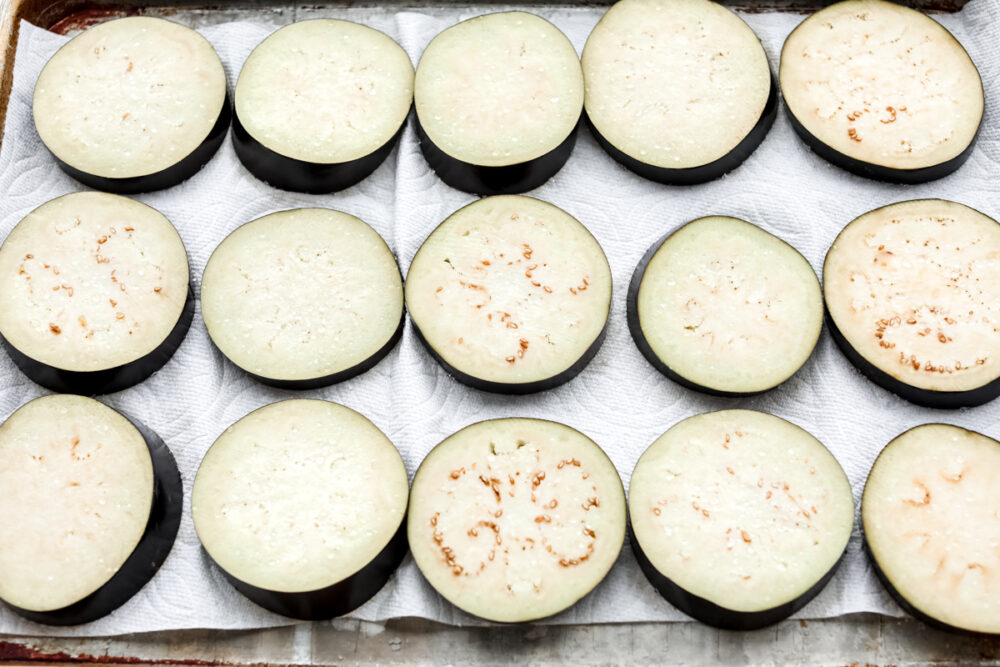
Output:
(629, 410), (854, 630)
(33, 17), (230, 193)
(414, 12), (584, 194)
(0, 192), (192, 394)
(628, 216), (823, 396)
(407, 418), (626, 623)
(405, 196), (612, 393)
(192, 400), (409, 620)
(582, 0), (776, 184)
(233, 20), (414, 193)
(201, 208), (403, 389)
(0, 395), (182, 625)
(780, 0), (984, 183)
(824, 200), (1000, 408)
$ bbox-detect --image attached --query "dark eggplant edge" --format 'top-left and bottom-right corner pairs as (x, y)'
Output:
(585, 73), (777, 186)
(626, 217), (822, 397)
(414, 115), (578, 195)
(407, 416), (627, 624)
(778, 4), (984, 184)
(404, 195), (611, 394)
(48, 93), (232, 195)
(194, 398), (409, 620)
(200, 209), (405, 390)
(232, 109), (407, 194)
(822, 199), (1000, 409)
(2, 286), (194, 396)
(2, 404), (183, 626)
(861, 423), (1000, 636)
(206, 508), (408, 621)
(629, 521), (848, 631)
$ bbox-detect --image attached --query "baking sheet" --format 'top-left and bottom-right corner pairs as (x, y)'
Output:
(1, 0), (999, 636)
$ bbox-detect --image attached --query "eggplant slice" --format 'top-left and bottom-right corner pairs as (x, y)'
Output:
(233, 20), (413, 193)
(824, 199), (1000, 408)
(582, 0), (776, 185)
(780, 0), (983, 183)
(0, 192), (192, 395)
(201, 208), (403, 389)
(628, 216), (822, 396)
(405, 196), (611, 394)
(408, 418), (625, 623)
(863, 423), (1000, 635)
(629, 409), (854, 630)
(0, 395), (181, 626)
(33, 17), (229, 194)
(192, 399), (409, 620)
(414, 12), (583, 194)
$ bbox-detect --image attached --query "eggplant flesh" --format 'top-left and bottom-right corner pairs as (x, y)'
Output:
(192, 400), (409, 620)
(862, 424), (1000, 635)
(628, 410), (854, 629)
(0, 396), (182, 626)
(414, 12), (583, 195)
(779, 0), (983, 183)
(404, 196), (611, 394)
(627, 216), (822, 396)
(823, 199), (1000, 408)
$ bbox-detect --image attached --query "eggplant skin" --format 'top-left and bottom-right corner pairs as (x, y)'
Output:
(629, 522), (846, 631)
(208, 515), (408, 620)
(1, 287), (194, 396)
(825, 312), (1000, 409)
(50, 95), (232, 195)
(785, 109), (979, 184)
(408, 315), (607, 395)
(588, 76), (777, 185)
(414, 117), (579, 195)
(3, 412), (182, 626)
(232, 110), (407, 194)
(230, 309), (405, 390)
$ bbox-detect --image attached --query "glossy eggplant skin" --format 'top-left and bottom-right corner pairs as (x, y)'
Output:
(414, 117), (579, 195)
(232, 110), (407, 194)
(785, 109), (979, 184)
(207, 512), (408, 620)
(4, 412), (182, 626)
(587, 77), (777, 185)
(825, 313), (1000, 409)
(409, 316), (607, 395)
(235, 311), (405, 390)
(51, 95), (231, 194)
(2, 287), (194, 396)
(629, 522), (846, 631)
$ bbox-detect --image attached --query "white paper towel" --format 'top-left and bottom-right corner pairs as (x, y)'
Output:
(1, 0), (999, 636)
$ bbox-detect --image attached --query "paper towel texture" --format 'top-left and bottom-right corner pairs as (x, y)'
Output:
(1, 1), (998, 636)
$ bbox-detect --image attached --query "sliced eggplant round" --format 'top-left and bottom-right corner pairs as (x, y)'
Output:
(192, 399), (409, 620)
(0, 192), (193, 395)
(0, 394), (182, 626)
(582, 0), (776, 185)
(629, 409), (854, 630)
(414, 12), (583, 194)
(863, 423), (1000, 635)
(405, 196), (611, 394)
(627, 216), (822, 396)
(233, 20), (413, 193)
(201, 208), (403, 389)
(824, 199), (1000, 408)
(408, 418), (625, 623)
(33, 17), (230, 193)
(780, 0), (983, 183)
